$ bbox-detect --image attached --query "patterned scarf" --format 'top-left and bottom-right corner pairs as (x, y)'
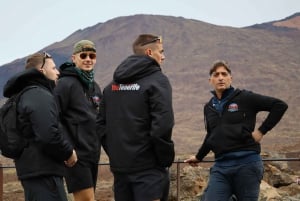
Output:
(74, 67), (94, 89)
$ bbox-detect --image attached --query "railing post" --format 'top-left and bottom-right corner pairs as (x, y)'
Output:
(176, 162), (180, 201)
(0, 162), (3, 201)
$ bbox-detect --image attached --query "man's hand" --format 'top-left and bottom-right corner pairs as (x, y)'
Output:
(184, 155), (200, 167)
(252, 130), (263, 143)
(64, 149), (78, 167)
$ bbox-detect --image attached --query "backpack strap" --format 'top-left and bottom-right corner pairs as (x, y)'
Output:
(14, 86), (39, 122)
(15, 86), (39, 102)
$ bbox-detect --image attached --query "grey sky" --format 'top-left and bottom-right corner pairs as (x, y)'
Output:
(0, 0), (299, 65)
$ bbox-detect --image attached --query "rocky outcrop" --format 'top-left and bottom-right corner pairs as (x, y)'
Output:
(169, 153), (300, 201)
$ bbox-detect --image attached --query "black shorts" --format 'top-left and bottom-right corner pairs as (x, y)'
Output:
(64, 161), (99, 193)
(21, 176), (68, 201)
(113, 168), (170, 201)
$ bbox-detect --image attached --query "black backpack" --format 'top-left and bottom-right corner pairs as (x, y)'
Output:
(0, 86), (36, 159)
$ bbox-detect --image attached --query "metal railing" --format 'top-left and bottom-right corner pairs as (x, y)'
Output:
(1, 158), (300, 201)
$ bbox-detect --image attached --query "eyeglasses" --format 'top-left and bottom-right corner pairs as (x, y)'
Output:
(41, 52), (52, 69)
(141, 36), (163, 46)
(79, 52), (97, 60)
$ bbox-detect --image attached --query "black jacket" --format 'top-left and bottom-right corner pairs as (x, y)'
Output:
(97, 55), (175, 173)
(196, 88), (288, 160)
(54, 62), (102, 165)
(3, 68), (73, 180)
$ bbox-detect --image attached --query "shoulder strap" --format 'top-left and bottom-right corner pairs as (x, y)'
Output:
(16, 86), (38, 99)
(14, 86), (39, 108)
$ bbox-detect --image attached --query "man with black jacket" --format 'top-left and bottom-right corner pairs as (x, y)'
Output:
(185, 60), (288, 201)
(97, 34), (175, 201)
(3, 52), (77, 201)
(54, 40), (102, 201)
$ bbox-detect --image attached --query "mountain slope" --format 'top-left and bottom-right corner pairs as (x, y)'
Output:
(1, 14), (299, 154)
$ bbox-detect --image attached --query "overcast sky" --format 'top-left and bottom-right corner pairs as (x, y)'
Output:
(0, 0), (299, 65)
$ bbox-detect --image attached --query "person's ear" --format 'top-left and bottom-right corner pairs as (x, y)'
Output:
(145, 48), (152, 56)
(71, 55), (76, 62)
(39, 68), (46, 75)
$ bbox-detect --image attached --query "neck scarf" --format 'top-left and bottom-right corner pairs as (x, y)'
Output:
(74, 67), (94, 89)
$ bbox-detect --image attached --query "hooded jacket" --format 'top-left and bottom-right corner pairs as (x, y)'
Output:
(3, 68), (73, 180)
(196, 88), (288, 161)
(54, 62), (102, 165)
(97, 55), (175, 173)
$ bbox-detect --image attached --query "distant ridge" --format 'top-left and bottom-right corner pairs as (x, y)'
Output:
(1, 14), (299, 154)
(247, 12), (300, 31)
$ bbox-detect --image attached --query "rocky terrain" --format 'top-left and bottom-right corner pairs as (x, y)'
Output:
(1, 148), (300, 201)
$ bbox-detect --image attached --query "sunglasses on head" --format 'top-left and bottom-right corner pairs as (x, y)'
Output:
(79, 52), (96, 60)
(41, 51), (52, 69)
(141, 36), (162, 46)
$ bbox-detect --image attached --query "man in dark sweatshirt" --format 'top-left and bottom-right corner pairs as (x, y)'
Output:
(97, 34), (175, 201)
(54, 40), (102, 201)
(185, 60), (288, 201)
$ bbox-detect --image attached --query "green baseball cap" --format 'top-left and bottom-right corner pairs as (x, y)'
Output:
(73, 40), (96, 54)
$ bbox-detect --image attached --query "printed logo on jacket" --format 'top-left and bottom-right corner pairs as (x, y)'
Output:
(227, 103), (238, 112)
(112, 83), (140, 91)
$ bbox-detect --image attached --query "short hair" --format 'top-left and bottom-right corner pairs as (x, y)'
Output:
(209, 60), (231, 76)
(25, 53), (44, 69)
(132, 34), (161, 54)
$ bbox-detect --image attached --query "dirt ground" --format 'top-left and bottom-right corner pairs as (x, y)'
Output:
(0, 164), (114, 201)
(1, 134), (300, 201)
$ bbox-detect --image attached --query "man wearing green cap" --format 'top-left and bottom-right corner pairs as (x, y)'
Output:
(54, 40), (102, 201)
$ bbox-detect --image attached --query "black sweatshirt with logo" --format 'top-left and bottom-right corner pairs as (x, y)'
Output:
(54, 62), (102, 165)
(196, 88), (288, 161)
(97, 55), (175, 173)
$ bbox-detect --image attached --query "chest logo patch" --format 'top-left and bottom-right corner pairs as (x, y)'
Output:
(228, 103), (239, 112)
